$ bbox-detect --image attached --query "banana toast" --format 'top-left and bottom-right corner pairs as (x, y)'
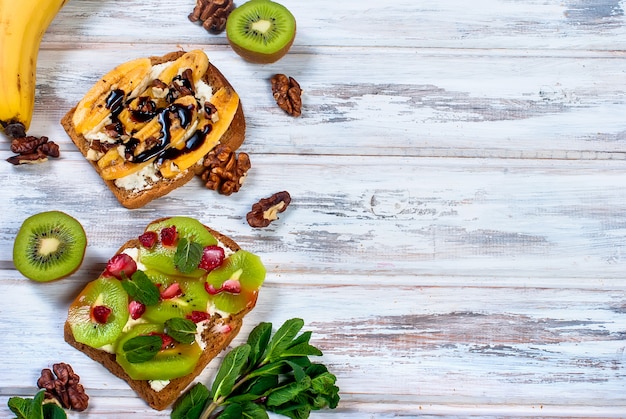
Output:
(61, 50), (246, 209)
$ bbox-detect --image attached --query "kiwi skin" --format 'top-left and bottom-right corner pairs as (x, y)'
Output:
(13, 211), (87, 282)
(226, 0), (297, 64)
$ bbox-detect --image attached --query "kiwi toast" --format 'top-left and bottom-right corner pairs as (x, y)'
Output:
(61, 50), (246, 209)
(64, 217), (266, 410)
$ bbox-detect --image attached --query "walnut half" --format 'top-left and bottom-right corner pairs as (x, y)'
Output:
(247, 191), (292, 228)
(37, 363), (89, 411)
(271, 74), (302, 117)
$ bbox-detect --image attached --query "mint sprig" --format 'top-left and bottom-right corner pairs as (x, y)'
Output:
(8, 390), (67, 419)
(171, 318), (340, 419)
(174, 238), (203, 273)
(121, 270), (160, 305)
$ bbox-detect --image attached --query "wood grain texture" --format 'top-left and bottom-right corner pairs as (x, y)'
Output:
(1, 0), (626, 417)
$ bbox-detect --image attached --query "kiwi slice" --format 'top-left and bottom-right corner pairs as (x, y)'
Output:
(226, 0), (296, 64)
(206, 250), (266, 314)
(140, 217), (217, 277)
(115, 323), (202, 381)
(142, 276), (210, 323)
(13, 211), (87, 282)
(67, 277), (129, 348)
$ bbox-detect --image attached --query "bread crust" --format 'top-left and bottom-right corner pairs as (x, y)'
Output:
(61, 51), (246, 209)
(64, 220), (257, 410)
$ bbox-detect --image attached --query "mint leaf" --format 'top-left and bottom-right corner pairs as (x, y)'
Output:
(165, 317), (197, 345)
(8, 390), (45, 419)
(174, 238), (203, 274)
(266, 318), (304, 362)
(217, 403), (243, 418)
(122, 270), (160, 306)
(42, 403), (67, 419)
(240, 401), (270, 418)
(171, 383), (210, 419)
(281, 342), (323, 358)
(266, 376), (312, 407)
(245, 322), (272, 370)
(211, 344), (251, 401)
(122, 335), (162, 363)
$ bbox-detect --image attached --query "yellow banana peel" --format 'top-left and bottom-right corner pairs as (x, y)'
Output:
(0, 0), (69, 133)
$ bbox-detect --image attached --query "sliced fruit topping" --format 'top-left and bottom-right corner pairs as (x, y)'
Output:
(205, 250), (266, 314)
(129, 300), (146, 320)
(138, 231), (158, 249)
(186, 311), (210, 323)
(91, 305), (112, 324)
(103, 253), (137, 279)
(68, 277), (129, 348)
(160, 282), (183, 299)
(161, 226), (178, 247)
(72, 57), (153, 135)
(115, 323), (202, 381)
(159, 87), (240, 178)
(139, 217), (217, 277)
(142, 277), (209, 324)
(199, 245), (225, 272)
(13, 211), (87, 282)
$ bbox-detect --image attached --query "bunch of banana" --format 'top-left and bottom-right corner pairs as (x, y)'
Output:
(0, 0), (69, 137)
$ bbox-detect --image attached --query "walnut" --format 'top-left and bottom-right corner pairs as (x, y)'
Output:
(271, 74), (302, 117)
(37, 363), (89, 411)
(189, 0), (235, 34)
(201, 145), (251, 195)
(247, 191), (292, 228)
(6, 135), (61, 165)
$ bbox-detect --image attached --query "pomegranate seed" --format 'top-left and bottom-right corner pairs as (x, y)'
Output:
(91, 305), (112, 324)
(199, 245), (225, 271)
(221, 279), (241, 294)
(204, 280), (241, 295)
(103, 253), (137, 279)
(160, 226), (177, 246)
(129, 300), (146, 320)
(186, 311), (210, 323)
(138, 231), (158, 248)
(204, 282), (220, 295)
(160, 282), (182, 299)
(149, 332), (174, 350)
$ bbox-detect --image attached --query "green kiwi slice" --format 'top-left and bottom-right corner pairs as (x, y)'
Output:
(206, 250), (266, 314)
(115, 323), (202, 381)
(140, 217), (217, 277)
(142, 275), (210, 323)
(67, 277), (129, 348)
(13, 211), (87, 282)
(226, 0), (296, 64)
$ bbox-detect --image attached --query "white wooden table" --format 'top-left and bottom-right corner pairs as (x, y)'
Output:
(2, 0), (626, 417)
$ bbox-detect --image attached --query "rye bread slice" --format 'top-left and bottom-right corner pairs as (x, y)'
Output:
(61, 51), (246, 209)
(64, 221), (257, 410)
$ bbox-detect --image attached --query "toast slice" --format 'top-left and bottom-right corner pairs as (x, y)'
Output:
(64, 217), (265, 410)
(61, 51), (246, 209)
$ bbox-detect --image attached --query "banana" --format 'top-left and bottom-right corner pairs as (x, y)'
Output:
(72, 58), (153, 135)
(0, 0), (69, 134)
(160, 87), (239, 179)
(99, 95), (199, 180)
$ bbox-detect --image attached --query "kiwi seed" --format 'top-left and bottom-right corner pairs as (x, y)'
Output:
(226, 0), (297, 64)
(13, 211), (87, 282)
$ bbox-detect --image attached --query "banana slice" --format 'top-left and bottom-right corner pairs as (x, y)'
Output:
(72, 58), (152, 135)
(115, 50), (209, 136)
(99, 95), (199, 180)
(160, 87), (239, 179)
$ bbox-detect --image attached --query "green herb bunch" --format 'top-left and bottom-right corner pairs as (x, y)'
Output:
(171, 318), (340, 419)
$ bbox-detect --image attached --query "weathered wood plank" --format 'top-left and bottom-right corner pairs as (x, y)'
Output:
(44, 0), (626, 50)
